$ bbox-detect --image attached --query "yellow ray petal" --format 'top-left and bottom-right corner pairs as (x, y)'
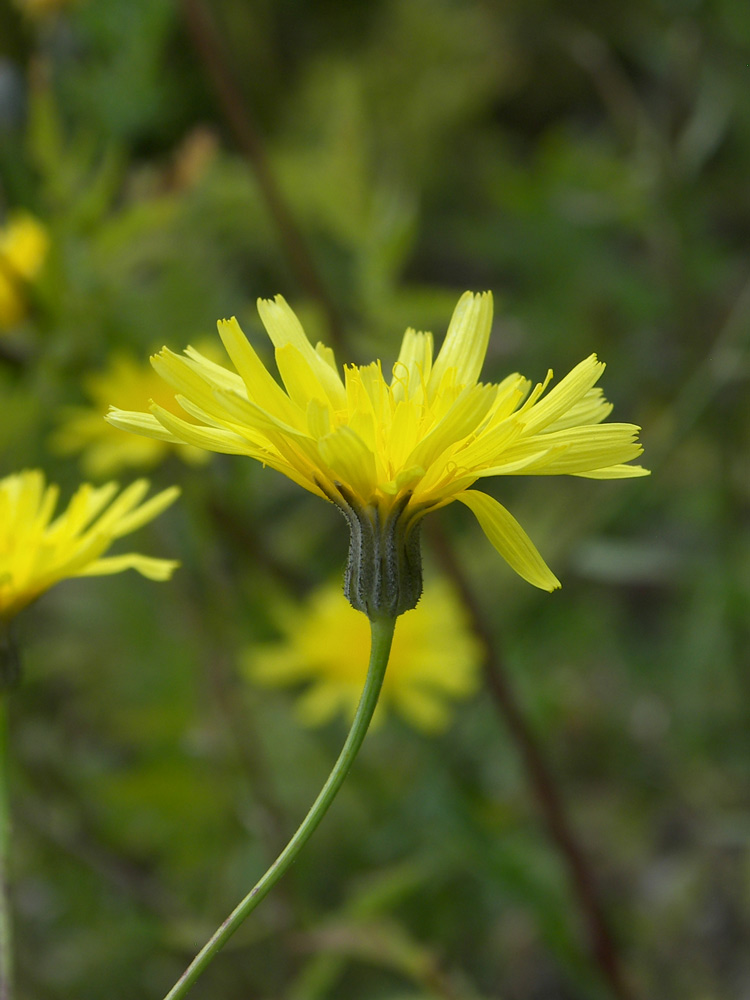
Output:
(452, 415), (522, 470)
(457, 489), (561, 591)
(182, 346), (246, 393)
(317, 426), (377, 499)
(392, 328), (434, 402)
(151, 349), (237, 418)
(315, 341), (338, 371)
(148, 403), (253, 455)
(217, 317), (303, 426)
(81, 479), (151, 536)
(575, 464), (651, 479)
(520, 355), (605, 435)
(275, 342), (336, 412)
(506, 423), (644, 475)
(47, 482), (120, 538)
(78, 553), (180, 580)
(428, 291), (493, 395)
(106, 408), (183, 443)
(306, 398), (332, 438)
(404, 383), (497, 472)
(546, 387), (614, 431)
(257, 295), (346, 409)
(110, 485), (182, 537)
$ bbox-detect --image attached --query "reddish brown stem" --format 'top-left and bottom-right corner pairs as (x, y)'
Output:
(178, 0), (345, 355)
(428, 520), (635, 1000)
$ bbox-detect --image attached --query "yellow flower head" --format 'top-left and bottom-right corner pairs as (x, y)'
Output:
(0, 213), (49, 330)
(245, 578), (482, 733)
(53, 352), (212, 477)
(107, 292), (647, 613)
(0, 471), (180, 622)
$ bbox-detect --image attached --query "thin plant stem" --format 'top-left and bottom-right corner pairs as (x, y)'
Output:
(162, 615), (397, 1000)
(427, 520), (635, 1000)
(0, 694), (12, 1000)
(178, 0), (346, 355)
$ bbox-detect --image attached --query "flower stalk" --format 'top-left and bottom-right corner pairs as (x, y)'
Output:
(162, 615), (397, 1000)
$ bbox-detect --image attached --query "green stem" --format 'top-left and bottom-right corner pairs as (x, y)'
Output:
(0, 694), (12, 1000)
(162, 615), (397, 1000)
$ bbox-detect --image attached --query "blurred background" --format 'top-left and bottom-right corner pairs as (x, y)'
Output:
(0, 0), (748, 997)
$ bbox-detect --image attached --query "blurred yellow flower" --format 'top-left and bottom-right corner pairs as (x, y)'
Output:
(245, 579), (482, 732)
(0, 471), (180, 622)
(54, 352), (211, 477)
(0, 213), (49, 330)
(107, 291), (648, 609)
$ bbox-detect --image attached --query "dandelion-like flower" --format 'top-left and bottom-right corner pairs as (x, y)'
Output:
(53, 352), (211, 476)
(0, 471), (180, 623)
(107, 291), (647, 617)
(246, 578), (481, 733)
(0, 213), (49, 330)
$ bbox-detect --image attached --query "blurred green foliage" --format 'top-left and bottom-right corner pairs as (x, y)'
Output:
(1, 0), (749, 998)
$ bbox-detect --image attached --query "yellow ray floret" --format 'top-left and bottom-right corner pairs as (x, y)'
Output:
(245, 577), (482, 733)
(106, 291), (648, 593)
(0, 470), (180, 620)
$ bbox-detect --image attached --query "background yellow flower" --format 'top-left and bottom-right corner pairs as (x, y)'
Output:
(245, 578), (482, 733)
(53, 352), (212, 477)
(0, 214), (49, 331)
(0, 471), (179, 621)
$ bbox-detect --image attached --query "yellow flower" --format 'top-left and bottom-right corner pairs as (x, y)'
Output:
(0, 471), (180, 622)
(107, 291), (647, 612)
(245, 578), (482, 733)
(53, 352), (211, 477)
(0, 213), (49, 330)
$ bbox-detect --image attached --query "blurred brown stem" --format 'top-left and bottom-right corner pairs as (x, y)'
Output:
(207, 497), (311, 599)
(177, 524), (294, 862)
(179, 0), (345, 354)
(20, 794), (179, 919)
(427, 520), (635, 1000)
(0, 341), (27, 371)
(202, 638), (291, 861)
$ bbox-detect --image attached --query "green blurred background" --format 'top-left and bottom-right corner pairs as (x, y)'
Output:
(1, 0), (748, 997)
